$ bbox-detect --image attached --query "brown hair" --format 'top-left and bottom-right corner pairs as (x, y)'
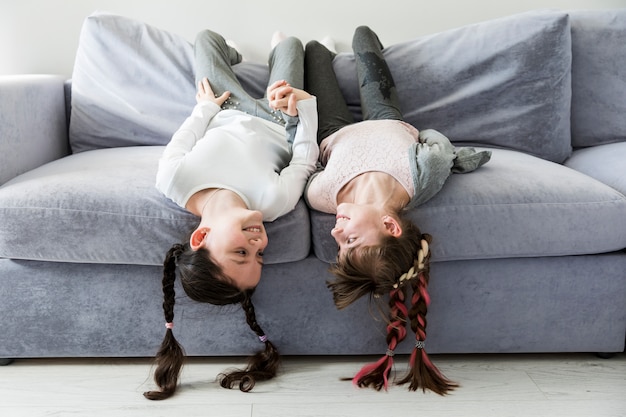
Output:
(395, 258), (458, 394)
(327, 215), (422, 308)
(327, 214), (457, 394)
(143, 243), (280, 400)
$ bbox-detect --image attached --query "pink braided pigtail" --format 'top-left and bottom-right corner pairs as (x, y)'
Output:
(352, 288), (408, 391)
(397, 267), (458, 395)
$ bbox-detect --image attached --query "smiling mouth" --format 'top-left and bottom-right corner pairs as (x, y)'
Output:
(334, 215), (349, 229)
(244, 226), (263, 233)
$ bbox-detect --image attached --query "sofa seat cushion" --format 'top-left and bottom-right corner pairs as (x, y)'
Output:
(565, 142), (626, 197)
(311, 148), (626, 263)
(0, 146), (310, 265)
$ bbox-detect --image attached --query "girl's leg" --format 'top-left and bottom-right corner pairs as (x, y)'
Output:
(352, 26), (402, 121)
(194, 30), (263, 118)
(304, 40), (354, 144)
(252, 36), (306, 126)
(267, 36), (304, 90)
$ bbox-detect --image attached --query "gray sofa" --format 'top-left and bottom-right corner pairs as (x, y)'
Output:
(1, 9), (625, 363)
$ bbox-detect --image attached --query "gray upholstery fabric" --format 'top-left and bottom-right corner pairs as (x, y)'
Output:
(0, 75), (69, 185)
(570, 9), (626, 148)
(333, 10), (573, 163)
(69, 12), (269, 153)
(0, 146), (311, 265)
(2, 11), (625, 363)
(1, 253), (625, 358)
(311, 148), (626, 264)
(71, 10), (573, 164)
(69, 12), (194, 153)
(565, 142), (626, 196)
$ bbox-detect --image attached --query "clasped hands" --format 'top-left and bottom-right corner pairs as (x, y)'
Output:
(195, 77), (311, 117)
(266, 80), (312, 117)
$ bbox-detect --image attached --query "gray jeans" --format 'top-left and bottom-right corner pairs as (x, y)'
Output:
(194, 30), (304, 126)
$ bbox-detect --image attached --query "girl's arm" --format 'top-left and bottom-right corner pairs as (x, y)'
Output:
(267, 81), (311, 116)
(265, 97), (320, 221)
(160, 78), (229, 162)
(156, 79), (228, 196)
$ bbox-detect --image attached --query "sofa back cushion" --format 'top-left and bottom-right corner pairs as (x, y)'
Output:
(71, 11), (572, 162)
(570, 9), (626, 148)
(69, 12), (268, 154)
(334, 10), (573, 163)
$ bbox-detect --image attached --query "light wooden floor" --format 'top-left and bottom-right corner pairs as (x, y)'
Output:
(1, 353), (625, 417)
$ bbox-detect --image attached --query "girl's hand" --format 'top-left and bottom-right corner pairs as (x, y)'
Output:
(267, 80), (312, 117)
(196, 77), (230, 106)
(267, 80), (291, 101)
(267, 79), (293, 111)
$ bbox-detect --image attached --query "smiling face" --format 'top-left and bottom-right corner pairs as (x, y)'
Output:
(331, 203), (402, 258)
(191, 208), (268, 290)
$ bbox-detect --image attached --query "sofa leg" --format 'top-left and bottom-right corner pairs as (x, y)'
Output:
(0, 358), (14, 366)
(595, 352), (615, 359)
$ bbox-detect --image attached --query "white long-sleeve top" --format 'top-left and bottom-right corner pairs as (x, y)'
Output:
(156, 98), (318, 222)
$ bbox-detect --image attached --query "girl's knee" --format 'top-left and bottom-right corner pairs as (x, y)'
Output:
(281, 36), (303, 50)
(274, 36), (304, 58)
(305, 40), (322, 51)
(352, 25), (383, 51)
(305, 40), (333, 59)
(354, 25), (374, 37)
(195, 29), (224, 47)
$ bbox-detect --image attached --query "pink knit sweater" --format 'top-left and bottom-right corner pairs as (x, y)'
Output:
(305, 119), (418, 214)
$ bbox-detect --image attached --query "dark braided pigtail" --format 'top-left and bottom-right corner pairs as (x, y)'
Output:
(144, 243), (186, 400)
(352, 287), (408, 390)
(218, 291), (281, 392)
(396, 234), (458, 395)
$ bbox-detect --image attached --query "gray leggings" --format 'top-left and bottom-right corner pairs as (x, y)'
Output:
(194, 30), (304, 126)
(304, 25), (402, 143)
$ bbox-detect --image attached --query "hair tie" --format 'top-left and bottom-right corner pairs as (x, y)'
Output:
(165, 322), (174, 330)
(176, 243), (186, 256)
(385, 348), (395, 357)
(258, 335), (268, 343)
(415, 340), (425, 349)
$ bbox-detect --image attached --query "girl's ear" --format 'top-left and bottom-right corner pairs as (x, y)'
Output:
(190, 227), (209, 251)
(382, 215), (403, 237)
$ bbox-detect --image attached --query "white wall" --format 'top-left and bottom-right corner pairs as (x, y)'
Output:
(1, 0), (624, 77)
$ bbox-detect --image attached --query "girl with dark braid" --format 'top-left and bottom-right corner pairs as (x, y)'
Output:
(299, 26), (491, 394)
(144, 29), (318, 400)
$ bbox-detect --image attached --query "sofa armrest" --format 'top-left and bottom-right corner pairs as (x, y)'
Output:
(0, 75), (70, 185)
